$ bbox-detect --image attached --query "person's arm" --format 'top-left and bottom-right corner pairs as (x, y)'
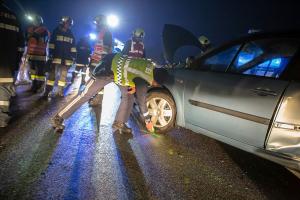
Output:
(70, 32), (77, 60)
(103, 31), (113, 53)
(48, 28), (57, 57)
(121, 40), (131, 55)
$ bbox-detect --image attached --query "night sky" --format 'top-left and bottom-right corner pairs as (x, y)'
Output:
(6, 0), (300, 62)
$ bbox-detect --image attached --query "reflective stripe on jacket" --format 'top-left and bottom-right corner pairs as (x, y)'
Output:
(128, 40), (145, 58)
(49, 25), (76, 65)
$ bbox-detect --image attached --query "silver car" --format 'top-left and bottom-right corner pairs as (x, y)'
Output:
(146, 25), (300, 176)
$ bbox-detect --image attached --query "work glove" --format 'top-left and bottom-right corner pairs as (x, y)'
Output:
(128, 86), (136, 94)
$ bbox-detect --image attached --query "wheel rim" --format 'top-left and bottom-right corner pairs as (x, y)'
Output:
(147, 97), (173, 128)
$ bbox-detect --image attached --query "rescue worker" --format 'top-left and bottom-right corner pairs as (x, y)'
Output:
(113, 28), (154, 134)
(88, 15), (112, 105)
(90, 15), (112, 73)
(72, 37), (91, 87)
(46, 16), (76, 97)
(122, 28), (146, 57)
(51, 53), (157, 133)
(0, 0), (24, 127)
(25, 14), (50, 92)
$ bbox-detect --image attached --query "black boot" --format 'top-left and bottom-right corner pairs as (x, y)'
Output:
(88, 94), (102, 107)
(43, 85), (53, 99)
(113, 122), (132, 134)
(51, 115), (65, 133)
(30, 80), (38, 93)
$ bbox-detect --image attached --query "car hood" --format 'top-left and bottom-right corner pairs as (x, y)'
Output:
(162, 24), (203, 63)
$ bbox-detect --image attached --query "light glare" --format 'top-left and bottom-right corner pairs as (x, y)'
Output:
(107, 15), (119, 28)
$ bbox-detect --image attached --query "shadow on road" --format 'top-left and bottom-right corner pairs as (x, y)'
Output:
(219, 142), (300, 200)
(113, 130), (151, 200)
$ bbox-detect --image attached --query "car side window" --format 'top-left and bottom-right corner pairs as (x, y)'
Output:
(229, 39), (299, 78)
(198, 45), (241, 72)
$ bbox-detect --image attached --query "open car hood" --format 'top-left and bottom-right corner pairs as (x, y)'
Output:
(162, 24), (203, 63)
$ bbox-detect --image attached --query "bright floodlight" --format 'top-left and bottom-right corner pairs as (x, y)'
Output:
(89, 33), (97, 40)
(107, 15), (119, 28)
(26, 15), (33, 21)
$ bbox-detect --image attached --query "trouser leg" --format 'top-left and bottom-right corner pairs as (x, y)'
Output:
(30, 61), (40, 92)
(135, 81), (149, 119)
(17, 56), (31, 84)
(0, 85), (11, 127)
(57, 77), (112, 119)
(53, 64), (66, 96)
(115, 86), (135, 124)
(45, 64), (56, 96)
(57, 65), (68, 96)
(0, 67), (16, 127)
(100, 82), (121, 126)
(81, 65), (87, 85)
(34, 61), (46, 91)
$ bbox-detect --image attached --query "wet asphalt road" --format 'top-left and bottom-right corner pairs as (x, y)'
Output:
(1, 83), (300, 200)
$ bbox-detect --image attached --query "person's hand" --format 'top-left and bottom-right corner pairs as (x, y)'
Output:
(151, 80), (160, 87)
(128, 86), (136, 94)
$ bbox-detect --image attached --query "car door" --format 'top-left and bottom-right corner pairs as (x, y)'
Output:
(184, 38), (299, 148)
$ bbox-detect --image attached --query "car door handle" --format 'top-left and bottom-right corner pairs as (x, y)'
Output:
(251, 88), (278, 96)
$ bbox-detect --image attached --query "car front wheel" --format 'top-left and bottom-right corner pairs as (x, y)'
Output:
(146, 91), (176, 133)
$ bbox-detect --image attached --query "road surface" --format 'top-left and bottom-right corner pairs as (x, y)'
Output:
(1, 82), (300, 200)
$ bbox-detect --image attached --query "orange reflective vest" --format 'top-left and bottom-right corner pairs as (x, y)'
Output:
(26, 25), (50, 61)
(91, 28), (112, 63)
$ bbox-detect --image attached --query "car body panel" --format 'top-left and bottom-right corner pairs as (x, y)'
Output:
(267, 82), (300, 159)
(160, 24), (300, 172)
(161, 69), (186, 127)
(181, 69), (288, 147)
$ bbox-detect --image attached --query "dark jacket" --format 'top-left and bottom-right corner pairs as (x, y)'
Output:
(76, 38), (91, 66)
(0, 4), (24, 74)
(92, 53), (116, 78)
(49, 25), (76, 66)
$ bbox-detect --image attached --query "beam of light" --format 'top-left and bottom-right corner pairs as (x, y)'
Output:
(89, 33), (97, 41)
(107, 15), (119, 28)
(26, 14), (33, 21)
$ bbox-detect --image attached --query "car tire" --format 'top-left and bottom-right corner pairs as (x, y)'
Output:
(146, 91), (176, 134)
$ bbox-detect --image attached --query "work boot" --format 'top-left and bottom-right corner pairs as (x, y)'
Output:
(113, 122), (132, 134)
(88, 94), (101, 107)
(51, 115), (65, 133)
(30, 81), (38, 93)
(145, 117), (155, 133)
(43, 85), (52, 98)
(57, 86), (64, 97)
(37, 85), (45, 94)
(145, 120), (155, 133)
(0, 112), (11, 128)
